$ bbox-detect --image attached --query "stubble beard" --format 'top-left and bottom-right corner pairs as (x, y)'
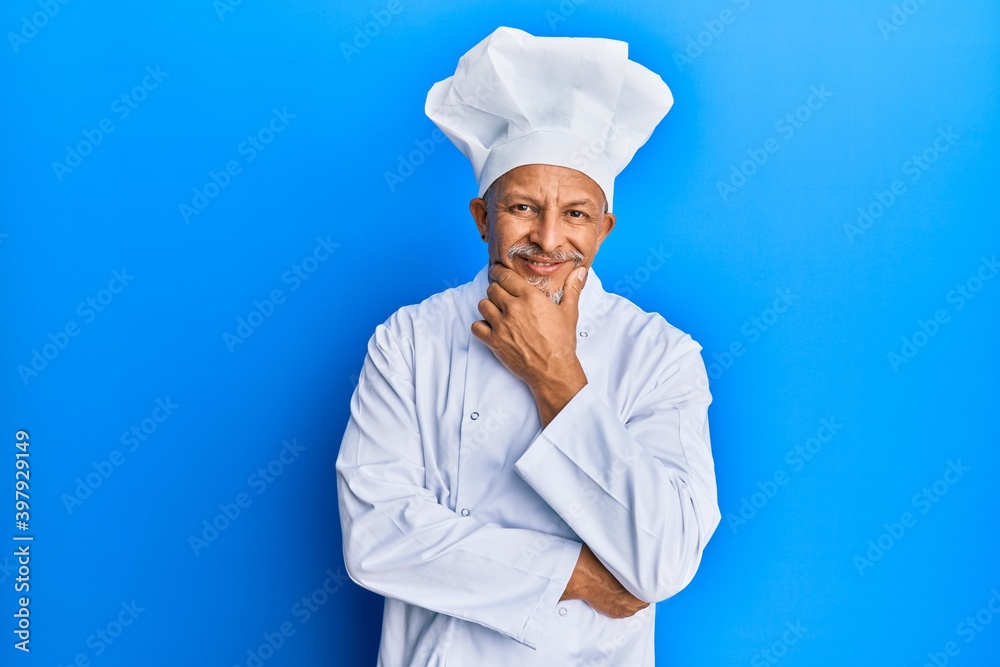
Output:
(504, 242), (584, 305)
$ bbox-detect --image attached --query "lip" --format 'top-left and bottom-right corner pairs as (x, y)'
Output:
(518, 256), (566, 276)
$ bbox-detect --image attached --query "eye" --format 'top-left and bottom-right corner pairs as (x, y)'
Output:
(567, 210), (588, 219)
(509, 204), (535, 215)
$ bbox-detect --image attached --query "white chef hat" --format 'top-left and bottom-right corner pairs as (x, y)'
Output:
(425, 26), (673, 212)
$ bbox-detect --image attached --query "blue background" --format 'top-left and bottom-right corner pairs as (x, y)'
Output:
(2, 0), (998, 665)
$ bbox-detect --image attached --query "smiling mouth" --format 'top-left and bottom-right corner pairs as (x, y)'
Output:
(519, 256), (565, 275)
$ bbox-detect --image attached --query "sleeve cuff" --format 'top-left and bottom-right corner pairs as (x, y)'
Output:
(521, 537), (582, 648)
(513, 383), (597, 484)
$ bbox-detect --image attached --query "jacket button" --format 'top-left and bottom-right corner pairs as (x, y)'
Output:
(579, 331), (588, 338)
(470, 411), (479, 420)
(558, 607), (568, 616)
(460, 508), (470, 516)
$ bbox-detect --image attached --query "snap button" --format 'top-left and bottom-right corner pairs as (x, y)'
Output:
(579, 331), (588, 338)
(470, 411), (479, 420)
(558, 607), (567, 616)
(460, 508), (470, 517)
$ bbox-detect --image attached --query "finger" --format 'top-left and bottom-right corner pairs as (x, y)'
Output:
(489, 263), (530, 297)
(471, 320), (492, 344)
(485, 281), (510, 310)
(559, 266), (588, 312)
(478, 297), (502, 325)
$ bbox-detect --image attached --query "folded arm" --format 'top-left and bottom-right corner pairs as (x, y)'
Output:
(336, 323), (581, 648)
(514, 341), (721, 604)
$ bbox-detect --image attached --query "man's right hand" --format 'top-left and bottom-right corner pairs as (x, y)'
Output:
(560, 544), (650, 618)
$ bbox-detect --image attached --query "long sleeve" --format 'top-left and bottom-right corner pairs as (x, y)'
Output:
(512, 336), (720, 603)
(336, 322), (582, 649)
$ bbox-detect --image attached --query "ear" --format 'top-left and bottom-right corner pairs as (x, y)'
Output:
(469, 197), (489, 241)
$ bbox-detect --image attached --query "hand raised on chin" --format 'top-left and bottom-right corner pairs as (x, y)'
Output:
(471, 263), (589, 426)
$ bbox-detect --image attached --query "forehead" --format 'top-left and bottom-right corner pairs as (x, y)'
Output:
(497, 164), (605, 205)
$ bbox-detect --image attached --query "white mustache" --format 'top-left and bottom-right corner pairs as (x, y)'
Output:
(505, 243), (584, 264)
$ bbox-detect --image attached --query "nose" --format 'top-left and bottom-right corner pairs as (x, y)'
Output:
(527, 208), (563, 254)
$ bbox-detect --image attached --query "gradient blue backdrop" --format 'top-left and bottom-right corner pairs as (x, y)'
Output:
(2, 1), (998, 665)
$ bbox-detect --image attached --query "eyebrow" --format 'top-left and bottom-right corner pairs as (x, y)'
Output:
(563, 199), (600, 209)
(499, 191), (540, 205)
(500, 192), (600, 209)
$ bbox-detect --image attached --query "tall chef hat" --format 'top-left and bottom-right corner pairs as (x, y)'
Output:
(425, 26), (673, 212)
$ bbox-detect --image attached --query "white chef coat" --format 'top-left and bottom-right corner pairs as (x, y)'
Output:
(336, 264), (721, 666)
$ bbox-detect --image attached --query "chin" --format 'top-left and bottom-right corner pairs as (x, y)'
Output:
(524, 275), (565, 304)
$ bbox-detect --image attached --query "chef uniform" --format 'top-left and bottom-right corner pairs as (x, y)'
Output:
(336, 27), (721, 666)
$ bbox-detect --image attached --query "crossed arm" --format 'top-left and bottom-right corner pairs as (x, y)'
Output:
(336, 265), (719, 646)
(473, 265), (648, 618)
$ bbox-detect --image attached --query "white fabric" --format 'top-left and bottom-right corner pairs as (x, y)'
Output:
(425, 26), (674, 212)
(336, 265), (720, 666)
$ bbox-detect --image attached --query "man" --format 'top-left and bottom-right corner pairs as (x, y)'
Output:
(336, 26), (720, 665)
